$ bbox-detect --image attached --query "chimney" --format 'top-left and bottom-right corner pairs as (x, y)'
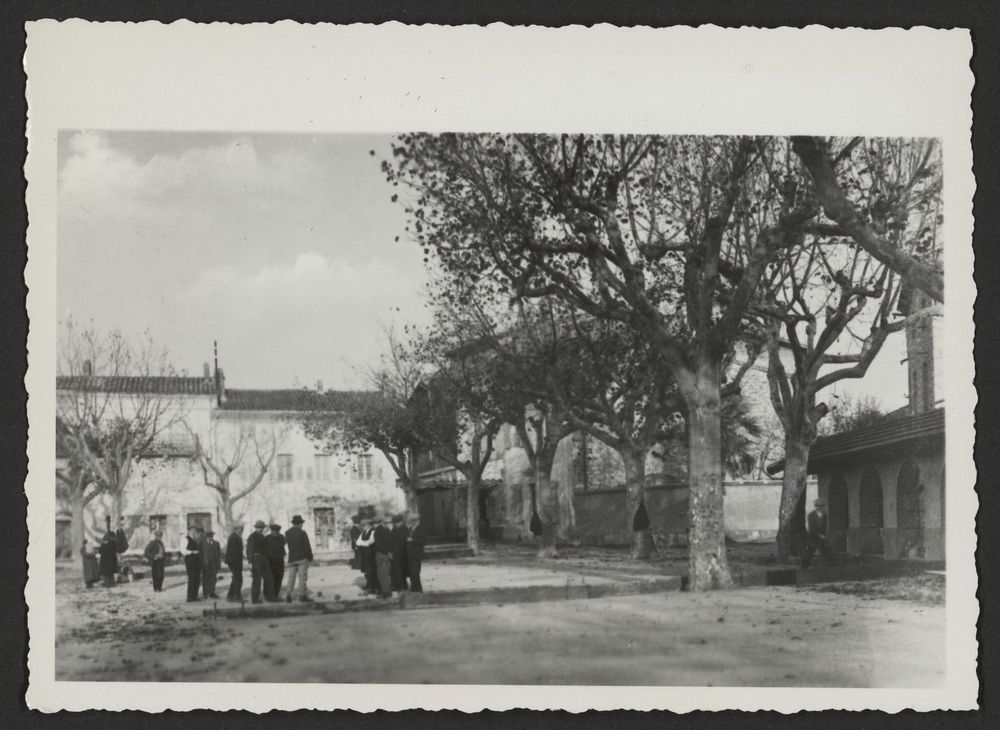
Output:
(316, 380), (323, 393)
(203, 362), (211, 382)
(83, 359), (93, 376)
(904, 289), (937, 415)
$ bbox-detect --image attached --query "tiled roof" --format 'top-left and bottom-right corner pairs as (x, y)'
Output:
(221, 389), (381, 412)
(767, 407), (944, 475)
(56, 375), (218, 395)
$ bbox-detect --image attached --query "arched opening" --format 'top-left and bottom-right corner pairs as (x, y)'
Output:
(859, 468), (884, 555)
(897, 460), (923, 557)
(828, 472), (849, 552)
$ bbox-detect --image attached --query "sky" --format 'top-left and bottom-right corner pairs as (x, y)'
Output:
(56, 129), (909, 410)
(57, 131), (431, 390)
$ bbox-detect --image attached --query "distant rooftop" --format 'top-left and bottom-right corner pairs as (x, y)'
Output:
(220, 389), (380, 412)
(56, 375), (217, 395)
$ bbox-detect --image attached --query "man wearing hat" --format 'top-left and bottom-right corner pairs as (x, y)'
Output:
(372, 512), (394, 599)
(801, 497), (832, 569)
(246, 520), (274, 604)
(183, 525), (204, 602)
(201, 529), (222, 599)
(225, 524), (245, 602)
(143, 530), (167, 592)
(389, 513), (409, 592)
(356, 515), (377, 594)
(405, 511), (426, 593)
(349, 513), (362, 571)
(284, 515), (314, 603)
(264, 523), (287, 600)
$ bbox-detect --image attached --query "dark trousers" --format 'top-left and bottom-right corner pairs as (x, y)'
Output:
(406, 556), (423, 592)
(269, 559), (284, 598)
(375, 552), (393, 598)
(184, 556), (202, 601)
(226, 562), (243, 600)
(202, 565), (219, 597)
(251, 555), (274, 603)
(151, 560), (165, 591)
(390, 553), (408, 591)
(801, 535), (831, 569)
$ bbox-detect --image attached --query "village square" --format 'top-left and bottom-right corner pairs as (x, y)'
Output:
(52, 130), (948, 687)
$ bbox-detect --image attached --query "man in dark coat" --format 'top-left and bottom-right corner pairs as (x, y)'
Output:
(143, 530), (167, 592)
(349, 514), (362, 571)
(201, 530), (222, 599)
(225, 524), (245, 602)
(405, 511), (426, 593)
(246, 520), (274, 604)
(801, 498), (832, 569)
(183, 526), (204, 602)
(97, 531), (118, 588)
(373, 513), (394, 599)
(264, 523), (287, 600)
(284, 515), (314, 603)
(80, 539), (99, 588)
(114, 517), (129, 554)
(389, 513), (409, 592)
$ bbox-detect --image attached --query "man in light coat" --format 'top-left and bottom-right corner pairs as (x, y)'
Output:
(284, 515), (314, 603)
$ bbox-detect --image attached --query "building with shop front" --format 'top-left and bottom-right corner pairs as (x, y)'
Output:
(55, 367), (404, 558)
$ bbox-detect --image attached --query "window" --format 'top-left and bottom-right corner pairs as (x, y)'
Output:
(357, 454), (373, 481)
(314, 454), (331, 481)
(149, 515), (167, 533)
(276, 454), (294, 482)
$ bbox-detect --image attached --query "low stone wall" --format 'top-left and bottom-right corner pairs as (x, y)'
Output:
(570, 479), (791, 546)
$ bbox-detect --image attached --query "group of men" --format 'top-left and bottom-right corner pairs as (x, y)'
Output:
(141, 513), (314, 604)
(238, 515), (315, 604)
(136, 509), (427, 604)
(350, 511), (425, 599)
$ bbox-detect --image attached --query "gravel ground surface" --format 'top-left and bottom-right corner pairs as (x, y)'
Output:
(54, 558), (944, 686)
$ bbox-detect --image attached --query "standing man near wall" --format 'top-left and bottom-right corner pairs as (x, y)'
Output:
(284, 515), (314, 603)
(265, 523), (287, 600)
(143, 530), (167, 592)
(183, 525), (204, 603)
(201, 530), (222, 599)
(389, 513), (409, 592)
(246, 520), (274, 604)
(405, 511), (426, 593)
(373, 512), (394, 599)
(225, 524), (245, 602)
(801, 498), (832, 569)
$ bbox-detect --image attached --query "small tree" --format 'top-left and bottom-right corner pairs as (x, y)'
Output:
(818, 394), (886, 436)
(56, 320), (185, 531)
(190, 418), (282, 533)
(302, 326), (424, 512)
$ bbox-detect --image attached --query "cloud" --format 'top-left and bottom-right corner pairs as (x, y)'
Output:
(180, 253), (428, 388)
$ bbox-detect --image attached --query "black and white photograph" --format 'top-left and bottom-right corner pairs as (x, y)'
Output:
(23, 22), (977, 713)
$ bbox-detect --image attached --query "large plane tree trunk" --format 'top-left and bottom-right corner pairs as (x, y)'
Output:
(685, 366), (734, 590)
(623, 447), (649, 559)
(536, 448), (560, 558)
(776, 434), (812, 563)
(465, 470), (481, 555)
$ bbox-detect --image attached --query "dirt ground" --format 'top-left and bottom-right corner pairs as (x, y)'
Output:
(54, 558), (944, 687)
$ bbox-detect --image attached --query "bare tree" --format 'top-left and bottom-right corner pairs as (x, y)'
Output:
(56, 320), (185, 534)
(190, 417), (283, 532)
(302, 325), (424, 512)
(761, 137), (941, 561)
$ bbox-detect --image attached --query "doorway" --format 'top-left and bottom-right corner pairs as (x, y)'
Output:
(313, 508), (336, 551)
(828, 473), (849, 552)
(858, 468), (884, 555)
